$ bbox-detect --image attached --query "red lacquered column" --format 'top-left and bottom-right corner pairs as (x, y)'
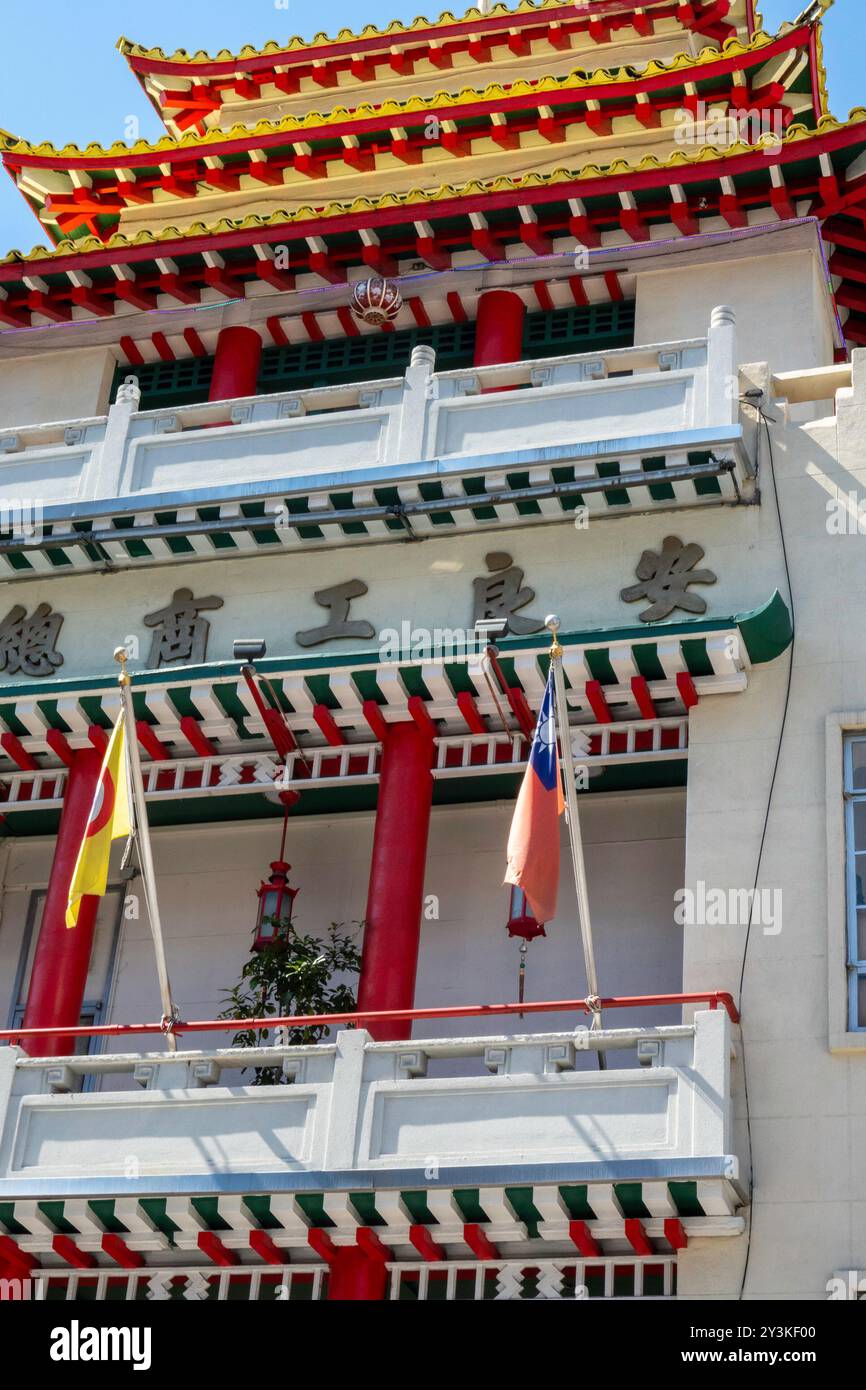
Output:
(327, 1246), (389, 1301)
(208, 325), (262, 401)
(20, 748), (102, 1057)
(358, 721), (433, 1043)
(474, 288), (526, 361)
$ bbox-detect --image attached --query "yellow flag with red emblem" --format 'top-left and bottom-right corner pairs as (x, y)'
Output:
(65, 712), (132, 928)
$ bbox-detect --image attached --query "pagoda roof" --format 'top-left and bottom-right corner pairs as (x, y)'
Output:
(118, 0), (760, 139)
(1, 109), (865, 347)
(118, 0), (757, 74)
(1, 26), (824, 248)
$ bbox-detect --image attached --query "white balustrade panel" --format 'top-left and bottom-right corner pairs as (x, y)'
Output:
(0, 311), (739, 509)
(0, 1011), (731, 1185)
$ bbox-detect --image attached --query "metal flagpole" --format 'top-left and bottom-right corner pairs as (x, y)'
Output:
(114, 646), (179, 1051)
(545, 615), (605, 1046)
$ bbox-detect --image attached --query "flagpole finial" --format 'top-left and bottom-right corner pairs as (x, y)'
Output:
(113, 645), (131, 687)
(545, 614), (563, 659)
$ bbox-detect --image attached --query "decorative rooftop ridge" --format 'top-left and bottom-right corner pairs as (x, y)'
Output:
(0, 29), (807, 164)
(116, 0), (758, 70)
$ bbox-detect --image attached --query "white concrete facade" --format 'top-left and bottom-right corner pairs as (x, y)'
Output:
(0, 230), (865, 1300)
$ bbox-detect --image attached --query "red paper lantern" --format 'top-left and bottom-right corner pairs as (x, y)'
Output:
(350, 276), (402, 325)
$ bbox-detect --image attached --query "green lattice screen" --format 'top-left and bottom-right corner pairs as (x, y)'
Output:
(110, 301), (636, 410)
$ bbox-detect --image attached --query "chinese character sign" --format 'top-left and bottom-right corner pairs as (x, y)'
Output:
(471, 552), (544, 637)
(619, 536), (717, 623)
(0, 603), (64, 677)
(144, 588), (224, 667)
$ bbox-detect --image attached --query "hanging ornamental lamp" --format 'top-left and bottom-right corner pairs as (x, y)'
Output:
(506, 884), (546, 942)
(506, 885), (545, 1019)
(350, 276), (403, 326)
(252, 792), (300, 951)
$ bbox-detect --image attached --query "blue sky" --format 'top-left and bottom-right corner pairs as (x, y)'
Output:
(0, 0), (860, 253)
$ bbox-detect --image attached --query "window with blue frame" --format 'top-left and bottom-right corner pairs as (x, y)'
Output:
(844, 734), (866, 1029)
(6, 884), (127, 1078)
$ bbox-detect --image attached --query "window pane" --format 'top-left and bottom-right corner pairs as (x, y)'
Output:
(857, 910), (866, 962)
(16, 887), (121, 1007)
(858, 976), (866, 1030)
(853, 802), (866, 852)
(852, 740), (866, 790)
(855, 865), (866, 909)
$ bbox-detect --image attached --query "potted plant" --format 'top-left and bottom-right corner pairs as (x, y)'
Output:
(220, 920), (362, 1084)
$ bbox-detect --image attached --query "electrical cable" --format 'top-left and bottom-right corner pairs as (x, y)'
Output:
(735, 396), (796, 1300)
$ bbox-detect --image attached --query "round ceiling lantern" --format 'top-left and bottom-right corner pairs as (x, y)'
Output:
(350, 277), (403, 326)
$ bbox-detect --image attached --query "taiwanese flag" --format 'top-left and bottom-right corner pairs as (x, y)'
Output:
(504, 669), (565, 924)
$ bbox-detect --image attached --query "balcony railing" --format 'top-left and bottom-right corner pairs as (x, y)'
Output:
(0, 309), (748, 527)
(0, 1009), (735, 1189)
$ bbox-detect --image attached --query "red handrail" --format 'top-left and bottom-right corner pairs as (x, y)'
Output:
(0, 991), (739, 1047)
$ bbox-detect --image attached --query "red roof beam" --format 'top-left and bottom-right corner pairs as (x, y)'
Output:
(306, 238), (346, 284)
(151, 331), (175, 362)
(456, 691), (486, 735)
(0, 733), (38, 771)
(341, 135), (375, 173)
(113, 268), (158, 312)
(624, 1219), (654, 1256)
(198, 1232), (238, 1267)
(136, 721), (171, 762)
(390, 128), (424, 165)
(407, 297), (431, 328)
(669, 186), (699, 236)
(415, 222), (451, 269)
(201, 161), (241, 193)
(569, 1221), (601, 1257)
(518, 207), (553, 256)
(829, 250), (866, 286)
(25, 288), (71, 323)
(248, 152), (286, 186)
(313, 704), (346, 748)
(569, 200), (600, 247)
(410, 1225), (445, 1261)
(156, 261), (201, 304)
(407, 696), (437, 739)
(252, 246), (295, 292)
(179, 716), (216, 757)
(463, 1224), (499, 1260)
(249, 1229), (285, 1265)
(585, 102), (613, 138)
(585, 681), (613, 725)
(311, 60), (339, 88)
(630, 677), (658, 721)
(428, 41), (453, 69)
(359, 230), (398, 277)
(53, 1235), (96, 1270)
(0, 288), (29, 327)
(469, 213), (504, 263)
(45, 729), (75, 768)
(489, 113), (520, 150)
(180, 325), (212, 355)
(102, 1234), (140, 1269)
(160, 165), (199, 199)
(537, 106), (566, 143)
(618, 193), (648, 242)
(201, 252), (244, 299)
(266, 316), (289, 347)
(68, 274), (114, 318)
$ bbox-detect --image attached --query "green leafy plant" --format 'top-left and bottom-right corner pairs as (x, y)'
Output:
(219, 920), (362, 1084)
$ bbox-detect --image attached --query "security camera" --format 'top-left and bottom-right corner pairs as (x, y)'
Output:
(233, 639), (267, 663)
